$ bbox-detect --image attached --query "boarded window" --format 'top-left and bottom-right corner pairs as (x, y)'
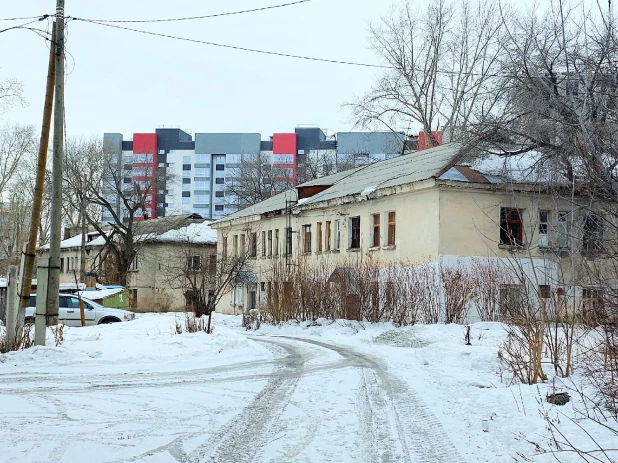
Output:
(350, 217), (361, 249)
(317, 222), (323, 252)
(303, 225), (312, 253)
(325, 221), (331, 251)
(387, 212), (396, 246)
(372, 214), (380, 247)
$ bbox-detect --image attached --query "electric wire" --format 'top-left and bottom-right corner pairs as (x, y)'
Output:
(0, 14), (51, 21)
(73, 18), (390, 69)
(69, 0), (311, 23)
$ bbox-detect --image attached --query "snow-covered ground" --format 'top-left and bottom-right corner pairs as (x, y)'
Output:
(0, 314), (616, 463)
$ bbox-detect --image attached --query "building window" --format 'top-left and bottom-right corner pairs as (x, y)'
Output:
(182, 156), (191, 164)
(557, 212), (570, 249)
(222, 236), (228, 260)
(539, 210), (549, 248)
(539, 285), (551, 299)
(334, 220), (340, 250)
(216, 164), (225, 171)
(268, 230), (273, 257)
(182, 196), (190, 205)
(249, 232), (257, 258)
(182, 191), (191, 197)
(261, 231), (266, 256)
(274, 229), (279, 256)
(582, 288), (605, 321)
(500, 284), (523, 317)
(215, 191), (225, 198)
(216, 177), (225, 184)
(317, 222), (323, 252)
(233, 235), (238, 257)
(187, 255), (201, 271)
(285, 227), (293, 256)
(183, 177), (191, 184)
(194, 180), (209, 190)
(583, 213), (603, 255)
(500, 208), (523, 246)
(240, 234), (246, 255)
(371, 214), (380, 248)
(60, 258), (64, 273)
(387, 211), (396, 246)
(324, 221), (331, 251)
(303, 225), (312, 253)
(130, 289), (138, 309)
(215, 205), (224, 212)
(194, 167), (208, 177)
(195, 154), (209, 163)
(131, 254), (139, 271)
(349, 216), (361, 249)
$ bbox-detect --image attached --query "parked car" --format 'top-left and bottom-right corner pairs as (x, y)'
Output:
(25, 293), (135, 327)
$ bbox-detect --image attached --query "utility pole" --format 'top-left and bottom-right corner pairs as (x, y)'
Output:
(46, 0), (66, 329)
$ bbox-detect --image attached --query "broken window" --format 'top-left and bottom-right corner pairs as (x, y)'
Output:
(582, 213), (603, 255)
(538, 284), (551, 299)
(538, 210), (549, 248)
(387, 211), (396, 246)
(372, 214), (380, 248)
(303, 225), (312, 253)
(350, 216), (361, 249)
(500, 208), (523, 246)
(186, 255), (201, 271)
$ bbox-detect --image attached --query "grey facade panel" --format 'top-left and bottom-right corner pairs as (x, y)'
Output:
(195, 133), (261, 154)
(122, 141), (133, 151)
(337, 132), (405, 156)
(103, 133), (123, 155)
(295, 127), (325, 151)
(155, 128), (195, 150)
(260, 140), (273, 151)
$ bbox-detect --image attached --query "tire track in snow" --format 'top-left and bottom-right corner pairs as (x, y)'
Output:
(188, 339), (307, 463)
(275, 336), (463, 463)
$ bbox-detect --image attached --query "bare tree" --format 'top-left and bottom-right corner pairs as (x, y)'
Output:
(63, 139), (175, 287)
(347, 0), (506, 145)
(226, 152), (294, 207)
(0, 123), (36, 198)
(0, 76), (24, 115)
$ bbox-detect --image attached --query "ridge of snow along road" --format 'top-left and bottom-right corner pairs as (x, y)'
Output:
(0, 313), (616, 462)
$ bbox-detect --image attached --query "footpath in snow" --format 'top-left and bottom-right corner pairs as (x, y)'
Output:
(0, 313), (616, 462)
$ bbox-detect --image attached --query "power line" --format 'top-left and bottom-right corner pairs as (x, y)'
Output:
(0, 14), (51, 21)
(73, 18), (390, 69)
(0, 17), (51, 35)
(68, 0), (311, 23)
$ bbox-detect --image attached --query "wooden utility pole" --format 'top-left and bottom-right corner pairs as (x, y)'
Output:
(18, 22), (56, 344)
(46, 0), (66, 331)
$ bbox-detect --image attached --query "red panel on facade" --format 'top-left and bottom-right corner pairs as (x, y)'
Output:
(133, 133), (158, 154)
(272, 133), (297, 155)
(132, 133), (158, 220)
(417, 131), (443, 151)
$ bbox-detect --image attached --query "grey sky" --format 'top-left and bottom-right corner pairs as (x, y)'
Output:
(1, 0), (394, 139)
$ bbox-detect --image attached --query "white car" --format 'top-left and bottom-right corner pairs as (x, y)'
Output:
(25, 293), (136, 327)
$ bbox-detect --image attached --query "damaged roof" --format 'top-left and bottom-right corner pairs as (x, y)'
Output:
(216, 143), (551, 224)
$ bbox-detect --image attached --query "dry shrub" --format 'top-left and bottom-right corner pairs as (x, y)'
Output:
(174, 312), (207, 334)
(440, 261), (474, 324)
(0, 322), (34, 353)
(51, 324), (65, 347)
(470, 258), (506, 322)
(153, 292), (174, 313)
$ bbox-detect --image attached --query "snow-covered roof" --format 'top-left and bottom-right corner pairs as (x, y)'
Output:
(154, 220), (217, 244)
(79, 287), (124, 301)
(39, 231), (102, 250)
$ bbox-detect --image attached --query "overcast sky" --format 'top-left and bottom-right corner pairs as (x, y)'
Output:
(1, 0), (397, 139)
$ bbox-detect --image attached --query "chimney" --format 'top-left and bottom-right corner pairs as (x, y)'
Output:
(63, 227), (72, 240)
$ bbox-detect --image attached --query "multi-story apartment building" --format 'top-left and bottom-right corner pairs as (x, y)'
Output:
(102, 126), (413, 223)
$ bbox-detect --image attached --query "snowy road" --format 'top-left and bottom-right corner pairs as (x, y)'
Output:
(1, 330), (461, 463)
